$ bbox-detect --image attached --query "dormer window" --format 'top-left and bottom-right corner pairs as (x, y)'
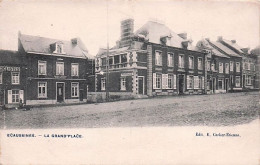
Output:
(57, 44), (62, 54)
(52, 42), (66, 54)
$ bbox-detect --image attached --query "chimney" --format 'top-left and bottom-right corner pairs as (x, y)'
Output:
(205, 38), (210, 41)
(231, 40), (236, 43)
(178, 33), (187, 40)
(241, 47), (249, 53)
(119, 18), (134, 47)
(217, 36), (223, 41)
(71, 38), (78, 44)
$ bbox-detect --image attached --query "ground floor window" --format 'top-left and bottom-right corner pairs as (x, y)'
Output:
(12, 90), (19, 103)
(187, 75), (194, 89)
(153, 73), (162, 89)
(207, 80), (210, 90)
(218, 79), (224, 90)
(0, 72), (2, 84)
(235, 76), (240, 87)
(71, 82), (79, 97)
(38, 82), (47, 98)
(120, 77), (126, 90)
(246, 75), (252, 85)
(101, 78), (106, 90)
(168, 74), (173, 89)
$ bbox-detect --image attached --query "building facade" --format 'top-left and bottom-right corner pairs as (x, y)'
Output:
(94, 19), (206, 98)
(18, 32), (92, 105)
(0, 50), (26, 108)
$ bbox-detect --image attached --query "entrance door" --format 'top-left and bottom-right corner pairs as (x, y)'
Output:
(212, 78), (216, 93)
(138, 77), (144, 95)
(79, 89), (84, 101)
(178, 75), (184, 94)
(57, 83), (64, 102)
(225, 78), (229, 92)
(0, 90), (4, 106)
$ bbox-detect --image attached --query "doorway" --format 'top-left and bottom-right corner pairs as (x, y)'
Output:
(80, 89), (84, 101)
(138, 76), (144, 95)
(212, 78), (216, 93)
(178, 75), (185, 94)
(56, 82), (65, 102)
(225, 78), (229, 92)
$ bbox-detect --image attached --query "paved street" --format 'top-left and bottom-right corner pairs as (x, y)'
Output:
(0, 92), (259, 129)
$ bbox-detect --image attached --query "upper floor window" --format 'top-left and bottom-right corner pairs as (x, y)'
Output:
(155, 51), (162, 66)
(188, 56), (194, 69)
(219, 62), (223, 73)
(11, 72), (20, 84)
(101, 58), (106, 66)
(167, 53), (174, 67)
(198, 57), (203, 70)
(211, 63), (216, 72)
(71, 63), (79, 76)
(0, 72), (2, 84)
(178, 54), (184, 68)
(56, 62), (64, 75)
(207, 61), (211, 71)
(120, 77), (126, 91)
(245, 61), (250, 70)
(236, 62), (240, 72)
(121, 54), (127, 63)
(38, 60), (47, 75)
(230, 61), (234, 72)
(225, 63), (229, 74)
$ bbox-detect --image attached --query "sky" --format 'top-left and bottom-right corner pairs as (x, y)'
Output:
(0, 0), (259, 57)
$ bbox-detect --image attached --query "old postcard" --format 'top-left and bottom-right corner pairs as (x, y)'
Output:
(0, 0), (259, 164)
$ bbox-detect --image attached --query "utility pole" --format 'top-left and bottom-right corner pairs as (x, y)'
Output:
(105, 0), (109, 101)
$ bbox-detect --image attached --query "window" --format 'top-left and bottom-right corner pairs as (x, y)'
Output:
(235, 76), (240, 87)
(38, 61), (47, 75)
(12, 90), (20, 103)
(168, 53), (173, 67)
(218, 79), (223, 90)
(38, 82), (47, 98)
(120, 77), (126, 90)
(71, 82), (79, 97)
(121, 54), (127, 63)
(101, 78), (106, 90)
(71, 63), (79, 76)
(207, 61), (211, 71)
(245, 61), (250, 70)
(187, 75), (194, 89)
(156, 73), (162, 89)
(230, 61), (234, 72)
(179, 54), (184, 68)
(56, 44), (63, 54)
(56, 62), (64, 75)
(211, 63), (215, 72)
(11, 72), (20, 84)
(101, 58), (106, 66)
(199, 76), (202, 89)
(219, 62), (223, 73)
(168, 74), (173, 89)
(198, 57), (203, 70)
(225, 63), (229, 74)
(246, 75), (252, 85)
(189, 56), (194, 69)
(236, 62), (240, 72)
(155, 51), (162, 66)
(0, 72), (2, 84)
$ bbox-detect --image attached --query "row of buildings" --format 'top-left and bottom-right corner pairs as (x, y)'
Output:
(0, 19), (259, 108)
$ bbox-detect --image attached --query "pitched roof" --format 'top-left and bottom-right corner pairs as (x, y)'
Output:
(251, 45), (260, 55)
(208, 40), (241, 57)
(0, 50), (24, 65)
(19, 33), (90, 59)
(221, 39), (244, 54)
(96, 46), (130, 57)
(134, 21), (195, 50)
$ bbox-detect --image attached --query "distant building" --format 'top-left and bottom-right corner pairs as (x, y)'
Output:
(18, 32), (92, 105)
(0, 50), (26, 108)
(251, 46), (260, 89)
(94, 19), (206, 99)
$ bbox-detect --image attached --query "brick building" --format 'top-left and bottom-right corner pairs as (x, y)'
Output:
(94, 19), (206, 98)
(18, 32), (92, 105)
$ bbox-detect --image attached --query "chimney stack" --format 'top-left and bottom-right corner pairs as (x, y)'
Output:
(231, 40), (236, 43)
(119, 18), (134, 48)
(178, 33), (187, 40)
(217, 36), (223, 41)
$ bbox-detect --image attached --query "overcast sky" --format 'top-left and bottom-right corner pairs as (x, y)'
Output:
(0, 0), (259, 57)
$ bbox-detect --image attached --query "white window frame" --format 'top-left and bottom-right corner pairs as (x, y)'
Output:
(235, 76), (241, 87)
(71, 82), (79, 97)
(188, 56), (194, 69)
(246, 75), (252, 85)
(0, 72), (2, 84)
(56, 62), (64, 75)
(71, 63), (79, 76)
(236, 62), (240, 73)
(168, 74), (173, 89)
(156, 73), (162, 89)
(230, 61), (234, 72)
(155, 51), (162, 66)
(101, 78), (106, 91)
(225, 63), (229, 74)
(179, 54), (184, 68)
(219, 62), (223, 73)
(38, 82), (47, 98)
(211, 63), (215, 72)
(11, 72), (20, 84)
(167, 53), (174, 67)
(12, 90), (20, 103)
(120, 77), (126, 91)
(198, 57), (203, 70)
(38, 60), (47, 75)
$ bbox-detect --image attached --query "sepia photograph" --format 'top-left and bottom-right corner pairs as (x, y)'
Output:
(0, 0), (259, 164)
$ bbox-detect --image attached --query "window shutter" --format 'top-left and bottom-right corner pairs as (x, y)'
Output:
(202, 77), (205, 89)
(153, 73), (156, 89)
(19, 90), (24, 103)
(194, 76), (199, 89)
(8, 90), (12, 104)
(186, 76), (189, 89)
(162, 74), (165, 89)
(173, 74), (176, 89)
